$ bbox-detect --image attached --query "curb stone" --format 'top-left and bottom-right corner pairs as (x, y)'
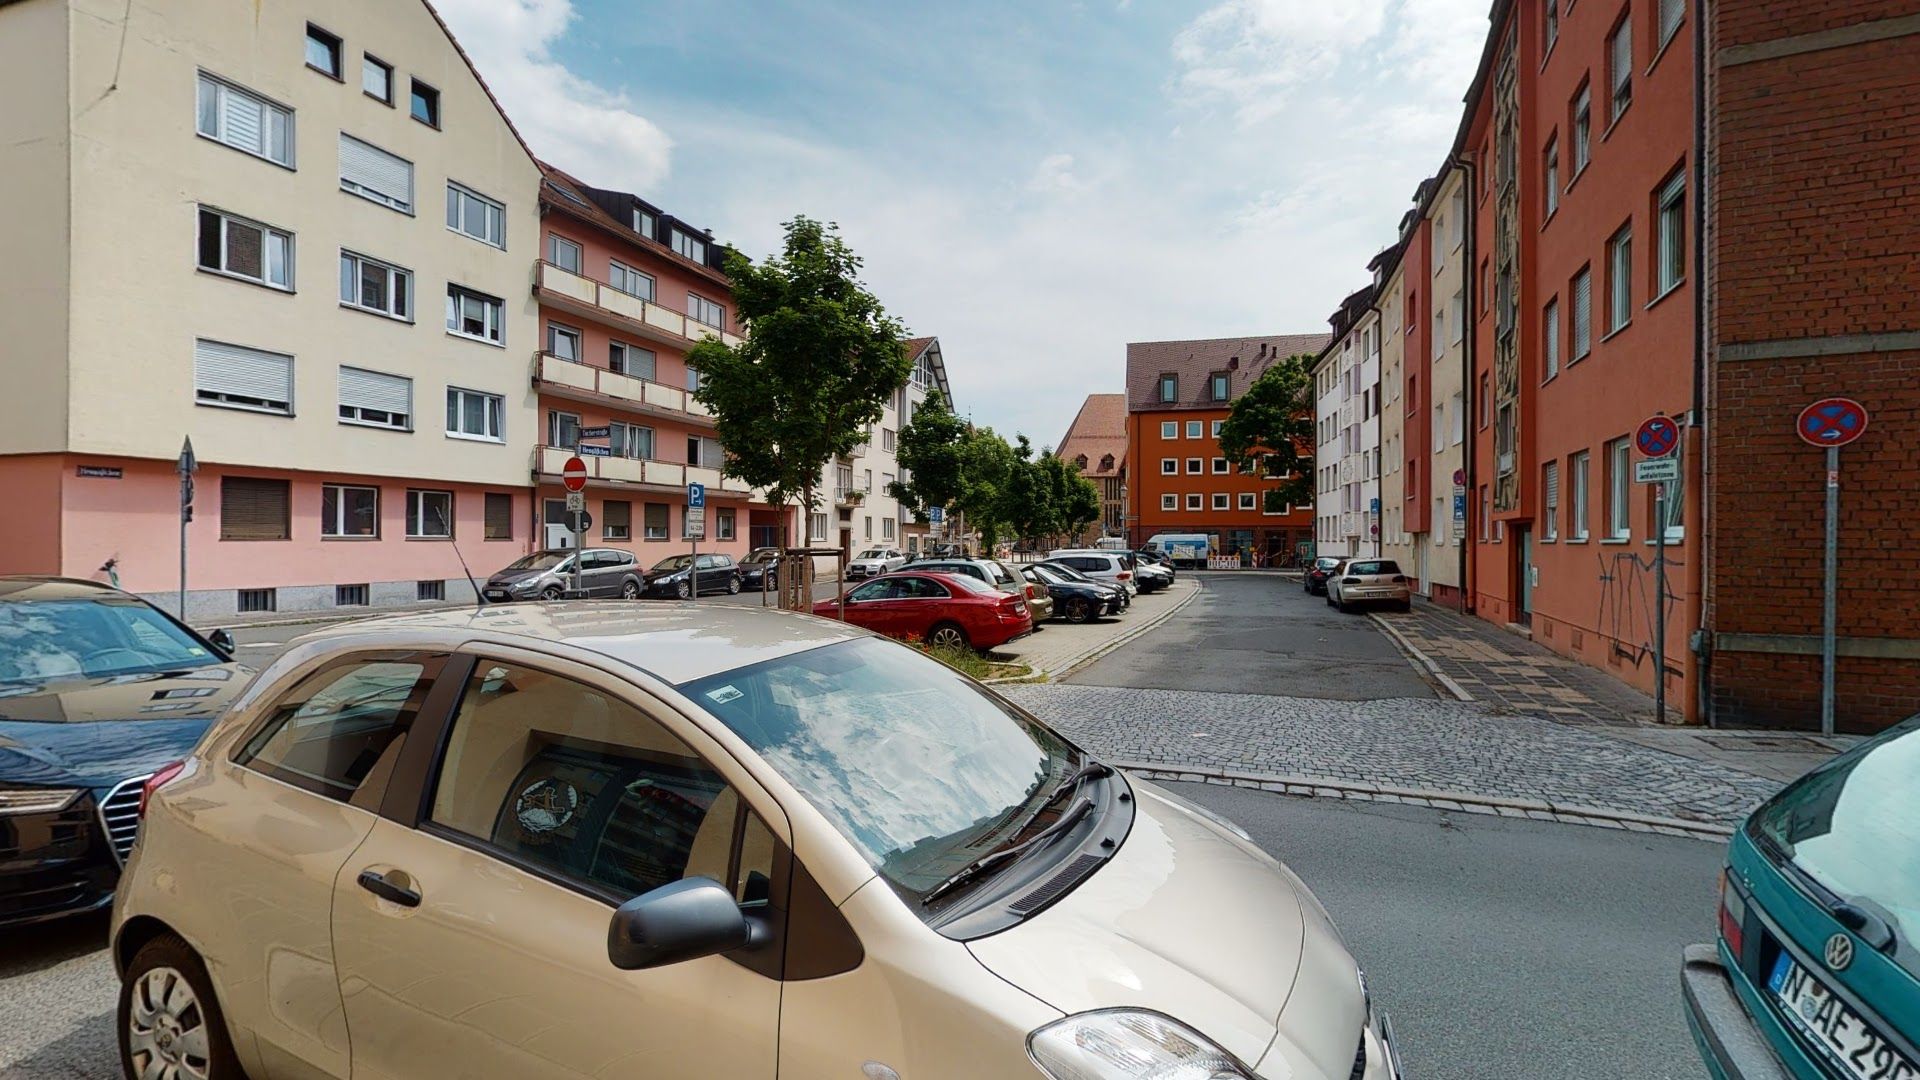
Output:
(1041, 578), (1206, 683)
(1114, 760), (1734, 840)
(1367, 613), (1475, 702)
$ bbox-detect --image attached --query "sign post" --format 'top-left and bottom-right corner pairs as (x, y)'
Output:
(177, 437), (197, 618)
(685, 483), (706, 601)
(562, 456), (588, 596)
(1634, 415), (1681, 724)
(1797, 398), (1869, 736)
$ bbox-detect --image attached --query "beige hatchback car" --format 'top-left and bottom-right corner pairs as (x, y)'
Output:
(1326, 558), (1414, 614)
(111, 604), (1400, 1080)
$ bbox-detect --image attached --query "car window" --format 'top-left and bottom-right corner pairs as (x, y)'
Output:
(0, 597), (222, 686)
(987, 562), (1017, 585)
(946, 574), (999, 596)
(697, 555), (723, 569)
(429, 662), (772, 905)
(235, 653), (444, 808)
(1347, 560), (1400, 576)
(847, 581), (891, 603)
(897, 577), (951, 599)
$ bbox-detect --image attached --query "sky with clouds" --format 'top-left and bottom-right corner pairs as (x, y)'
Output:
(435, 0), (1489, 444)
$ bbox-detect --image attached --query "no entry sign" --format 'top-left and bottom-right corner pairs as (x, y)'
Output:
(562, 456), (588, 492)
(1797, 398), (1869, 448)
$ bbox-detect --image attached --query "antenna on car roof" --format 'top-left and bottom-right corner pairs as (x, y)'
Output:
(430, 505), (488, 609)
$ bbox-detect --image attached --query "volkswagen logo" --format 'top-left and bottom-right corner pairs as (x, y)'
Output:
(1824, 933), (1855, 972)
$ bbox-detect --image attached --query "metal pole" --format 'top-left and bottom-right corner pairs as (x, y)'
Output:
(1654, 483), (1667, 725)
(690, 532), (699, 602)
(571, 520), (583, 595)
(178, 492), (188, 619)
(1822, 446), (1839, 736)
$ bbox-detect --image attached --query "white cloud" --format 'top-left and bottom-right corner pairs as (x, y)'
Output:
(1170, 0), (1390, 124)
(433, 0), (673, 188)
(1028, 153), (1085, 195)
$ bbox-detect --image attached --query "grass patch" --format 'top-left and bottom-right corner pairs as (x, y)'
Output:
(918, 641), (1029, 681)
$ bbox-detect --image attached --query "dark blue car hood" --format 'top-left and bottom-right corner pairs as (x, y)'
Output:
(0, 665), (250, 789)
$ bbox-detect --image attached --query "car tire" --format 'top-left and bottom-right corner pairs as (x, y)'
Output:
(120, 933), (245, 1080)
(621, 579), (640, 600)
(927, 621), (971, 650)
(675, 580), (691, 600)
(1064, 597), (1094, 624)
(1398, 600), (1413, 613)
(1325, 591), (1336, 608)
(542, 585), (564, 601)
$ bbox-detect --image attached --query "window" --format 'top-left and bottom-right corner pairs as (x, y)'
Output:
(1186, 494), (1202, 510)
(195, 339), (293, 415)
(446, 285), (505, 344)
(1161, 494), (1178, 511)
(1480, 372), (1491, 427)
(608, 260), (654, 300)
(338, 367), (411, 431)
(1542, 462), (1560, 540)
(1433, 308), (1446, 360)
(304, 24), (340, 78)
(1158, 374), (1177, 402)
(548, 234), (582, 273)
(632, 207), (656, 238)
(687, 435), (723, 469)
(1186, 421), (1202, 439)
(1449, 291), (1466, 344)
(1542, 298), (1561, 381)
(1450, 188), (1466, 249)
(548, 323), (582, 362)
(446, 183), (505, 247)
(427, 661), (771, 905)
(1160, 421), (1177, 439)
(417, 580), (444, 602)
(1211, 420), (1224, 437)
(1660, 0), (1685, 45)
(602, 500), (632, 541)
(863, 516), (873, 540)
(809, 512), (828, 542)
(1239, 492), (1256, 511)
(1160, 458), (1177, 475)
(548, 411), (581, 450)
(1656, 172), (1686, 296)
(644, 503), (670, 540)
(1571, 267), (1593, 359)
(1211, 457), (1228, 474)
(1570, 452), (1591, 539)
(338, 584), (369, 607)
(717, 507), (736, 541)
(1606, 438), (1633, 539)
(321, 484), (378, 538)
(362, 55), (392, 103)
(1186, 458), (1202, 474)
(1544, 138), (1560, 216)
(410, 79), (439, 127)
(1662, 439), (1686, 539)
(221, 477), (290, 540)
(339, 134), (413, 213)
(610, 422), (654, 460)
(882, 428), (897, 452)
(1608, 18), (1632, 123)
(196, 73), (293, 167)
(670, 229), (706, 262)
(1608, 224), (1633, 333)
(237, 654), (440, 804)
(1572, 84), (1592, 174)
(484, 493), (513, 540)
(1434, 404), (1446, 452)
(198, 207), (292, 289)
(446, 387), (504, 442)
(610, 342), (656, 379)
(1451, 392), (1466, 445)
(1545, 0), (1559, 48)
(687, 293), (725, 329)
(407, 490), (453, 538)
(685, 366), (702, 392)
(1479, 485), (1491, 542)
(1212, 493), (1229, 511)
(340, 251), (411, 319)
(237, 588), (276, 613)
(1210, 373), (1230, 401)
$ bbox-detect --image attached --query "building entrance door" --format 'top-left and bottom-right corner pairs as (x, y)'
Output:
(1514, 527), (1533, 627)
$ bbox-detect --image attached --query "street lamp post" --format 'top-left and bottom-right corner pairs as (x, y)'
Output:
(177, 437), (197, 619)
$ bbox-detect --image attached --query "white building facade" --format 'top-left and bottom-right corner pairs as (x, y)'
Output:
(1312, 287), (1382, 560)
(805, 337), (951, 557)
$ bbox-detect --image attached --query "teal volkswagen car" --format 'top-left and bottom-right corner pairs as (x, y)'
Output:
(1683, 716), (1918, 1080)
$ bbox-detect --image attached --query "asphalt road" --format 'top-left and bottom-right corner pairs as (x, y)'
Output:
(1167, 781), (1723, 1080)
(1070, 570), (1436, 699)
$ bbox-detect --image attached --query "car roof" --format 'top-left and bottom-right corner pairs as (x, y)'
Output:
(294, 603), (870, 685)
(0, 575), (128, 601)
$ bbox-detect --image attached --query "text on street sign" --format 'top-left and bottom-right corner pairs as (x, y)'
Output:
(1634, 458), (1680, 484)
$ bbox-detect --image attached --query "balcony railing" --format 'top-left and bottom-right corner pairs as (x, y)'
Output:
(535, 262), (743, 350)
(534, 352), (716, 425)
(533, 445), (754, 495)
(835, 486), (867, 506)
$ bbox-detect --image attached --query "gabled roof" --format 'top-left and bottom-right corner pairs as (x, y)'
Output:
(905, 336), (954, 406)
(538, 163), (734, 290)
(419, 0), (538, 169)
(1057, 394), (1127, 477)
(1125, 334), (1330, 412)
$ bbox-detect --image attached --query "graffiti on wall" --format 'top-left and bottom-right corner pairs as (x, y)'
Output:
(1595, 549), (1682, 676)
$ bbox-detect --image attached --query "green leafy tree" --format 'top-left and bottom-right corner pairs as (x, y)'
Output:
(1048, 454), (1102, 543)
(1218, 354), (1317, 512)
(956, 427), (1015, 552)
(687, 216), (910, 534)
(997, 436), (1057, 545)
(888, 390), (968, 517)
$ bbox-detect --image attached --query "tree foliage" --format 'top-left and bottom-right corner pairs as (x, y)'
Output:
(891, 396), (1103, 551)
(888, 390), (968, 516)
(686, 216), (910, 519)
(1218, 353), (1318, 512)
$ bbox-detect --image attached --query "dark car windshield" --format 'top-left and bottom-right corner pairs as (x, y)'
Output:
(1029, 564), (1077, 586)
(652, 555), (694, 572)
(1040, 561), (1095, 583)
(0, 598), (220, 686)
(506, 552), (570, 571)
(1751, 720), (1920, 948)
(681, 637), (1079, 904)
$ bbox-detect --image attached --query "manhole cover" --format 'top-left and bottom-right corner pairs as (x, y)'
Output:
(1700, 736), (1826, 752)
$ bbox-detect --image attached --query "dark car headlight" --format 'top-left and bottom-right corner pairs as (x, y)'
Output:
(0, 787), (82, 815)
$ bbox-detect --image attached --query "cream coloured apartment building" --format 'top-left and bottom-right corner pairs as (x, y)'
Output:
(0, 0), (543, 616)
(1377, 237), (1413, 575)
(807, 337), (952, 557)
(1416, 165), (1470, 607)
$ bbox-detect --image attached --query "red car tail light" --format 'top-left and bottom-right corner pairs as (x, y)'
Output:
(1718, 870), (1746, 957)
(1391, 575), (1408, 583)
(1117, 571), (1132, 581)
(139, 760), (188, 818)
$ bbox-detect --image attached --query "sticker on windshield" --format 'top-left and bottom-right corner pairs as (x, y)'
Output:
(706, 685), (744, 705)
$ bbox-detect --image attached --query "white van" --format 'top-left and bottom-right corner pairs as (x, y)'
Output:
(1143, 533), (1212, 569)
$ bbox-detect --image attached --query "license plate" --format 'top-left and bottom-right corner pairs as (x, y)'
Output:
(485, 590), (509, 601)
(1770, 953), (1917, 1080)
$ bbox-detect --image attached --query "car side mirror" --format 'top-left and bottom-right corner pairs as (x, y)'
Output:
(607, 877), (766, 971)
(207, 629), (236, 658)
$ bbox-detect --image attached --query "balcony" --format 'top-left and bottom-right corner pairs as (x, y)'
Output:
(535, 262), (743, 351)
(532, 445), (756, 497)
(835, 486), (868, 507)
(533, 352), (717, 428)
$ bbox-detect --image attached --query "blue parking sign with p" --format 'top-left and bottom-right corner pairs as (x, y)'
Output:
(687, 483), (705, 509)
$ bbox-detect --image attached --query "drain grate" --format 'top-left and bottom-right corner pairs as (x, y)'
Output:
(1700, 736), (1827, 753)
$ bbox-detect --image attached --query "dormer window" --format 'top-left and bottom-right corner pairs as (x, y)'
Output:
(671, 229), (706, 263)
(1100, 454), (1115, 472)
(1158, 374), (1177, 403)
(633, 207), (656, 238)
(1075, 454), (1089, 470)
(1209, 372), (1230, 401)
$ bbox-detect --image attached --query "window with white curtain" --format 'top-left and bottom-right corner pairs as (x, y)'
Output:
(446, 387), (504, 442)
(1607, 438), (1632, 539)
(1656, 172), (1686, 296)
(1542, 462), (1560, 540)
(196, 73), (292, 167)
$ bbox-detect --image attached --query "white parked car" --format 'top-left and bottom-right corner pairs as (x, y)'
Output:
(1045, 549), (1142, 595)
(845, 546), (907, 579)
(111, 604), (1400, 1080)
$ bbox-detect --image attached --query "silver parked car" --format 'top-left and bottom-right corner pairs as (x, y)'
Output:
(484, 548), (644, 601)
(846, 547), (907, 580)
(1327, 558), (1413, 613)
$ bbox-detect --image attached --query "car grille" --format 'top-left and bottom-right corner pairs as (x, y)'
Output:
(96, 775), (150, 866)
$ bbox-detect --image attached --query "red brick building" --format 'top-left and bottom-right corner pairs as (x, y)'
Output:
(1057, 393), (1128, 542)
(1125, 335), (1326, 562)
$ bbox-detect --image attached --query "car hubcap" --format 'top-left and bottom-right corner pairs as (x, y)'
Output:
(677, 582), (690, 599)
(623, 582), (638, 598)
(932, 628), (963, 648)
(128, 967), (212, 1080)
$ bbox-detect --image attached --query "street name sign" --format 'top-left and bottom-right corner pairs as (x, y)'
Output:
(578, 426), (611, 439)
(577, 444), (611, 457)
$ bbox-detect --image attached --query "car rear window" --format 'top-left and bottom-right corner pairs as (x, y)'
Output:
(947, 574), (998, 595)
(236, 653), (444, 806)
(1346, 560), (1402, 576)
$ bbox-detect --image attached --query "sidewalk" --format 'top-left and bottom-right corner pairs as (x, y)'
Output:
(987, 577), (1201, 680)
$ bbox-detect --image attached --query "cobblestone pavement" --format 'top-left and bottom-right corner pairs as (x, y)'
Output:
(1002, 683), (1786, 830)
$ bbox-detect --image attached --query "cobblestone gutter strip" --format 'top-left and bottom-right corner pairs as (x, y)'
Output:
(1036, 579), (1206, 683)
(1368, 612), (1474, 702)
(1115, 762), (1734, 840)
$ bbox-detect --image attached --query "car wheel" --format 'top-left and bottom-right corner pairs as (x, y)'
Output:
(1325, 591), (1335, 608)
(1064, 597), (1094, 624)
(1398, 600), (1413, 613)
(542, 585), (564, 601)
(120, 933), (244, 1080)
(927, 622), (970, 650)
(727, 577), (742, 594)
(675, 580), (691, 600)
(621, 579), (640, 600)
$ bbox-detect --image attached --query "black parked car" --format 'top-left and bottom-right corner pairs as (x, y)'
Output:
(1303, 556), (1346, 596)
(737, 547), (782, 591)
(1025, 563), (1126, 623)
(0, 577), (247, 926)
(642, 553), (742, 598)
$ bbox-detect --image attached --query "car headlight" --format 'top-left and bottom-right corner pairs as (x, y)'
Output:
(509, 578), (539, 592)
(0, 786), (82, 815)
(1028, 1010), (1255, 1080)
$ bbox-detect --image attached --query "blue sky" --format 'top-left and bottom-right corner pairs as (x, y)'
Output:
(437, 0), (1489, 442)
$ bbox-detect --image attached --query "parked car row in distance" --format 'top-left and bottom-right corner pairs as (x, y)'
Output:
(484, 549), (743, 602)
(1304, 556), (1413, 613)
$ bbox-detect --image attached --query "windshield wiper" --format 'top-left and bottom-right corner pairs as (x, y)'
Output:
(922, 797), (1095, 906)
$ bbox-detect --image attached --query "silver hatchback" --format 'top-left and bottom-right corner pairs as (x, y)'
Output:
(1327, 558), (1413, 613)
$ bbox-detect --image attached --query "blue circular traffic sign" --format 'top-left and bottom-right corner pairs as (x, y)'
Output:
(1636, 415), (1679, 458)
(1798, 398), (1869, 448)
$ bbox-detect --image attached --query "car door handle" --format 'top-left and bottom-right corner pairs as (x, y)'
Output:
(356, 869), (421, 908)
